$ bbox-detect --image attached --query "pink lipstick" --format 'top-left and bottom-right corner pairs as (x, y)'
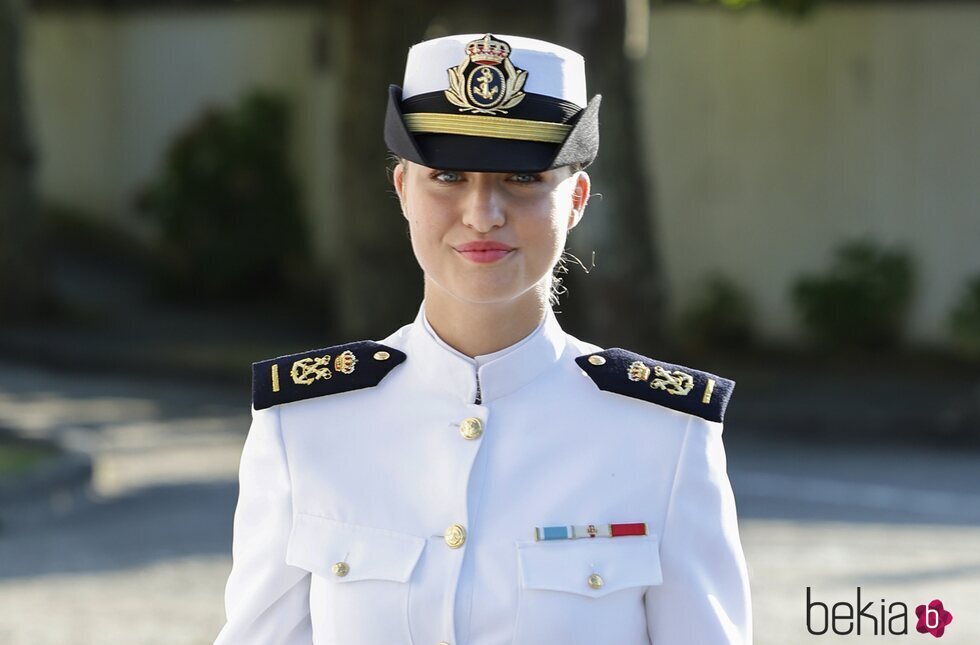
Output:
(455, 241), (515, 264)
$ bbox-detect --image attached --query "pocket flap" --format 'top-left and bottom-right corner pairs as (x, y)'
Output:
(517, 535), (662, 598)
(286, 513), (425, 583)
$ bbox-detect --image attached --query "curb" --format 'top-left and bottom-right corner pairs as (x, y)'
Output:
(0, 430), (93, 507)
(0, 333), (245, 387)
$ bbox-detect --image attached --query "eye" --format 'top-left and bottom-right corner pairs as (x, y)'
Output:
(431, 170), (463, 183)
(508, 173), (542, 184)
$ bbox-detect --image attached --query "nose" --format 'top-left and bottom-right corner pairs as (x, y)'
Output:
(461, 178), (505, 233)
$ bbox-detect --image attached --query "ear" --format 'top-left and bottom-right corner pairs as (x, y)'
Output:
(393, 162), (408, 217)
(567, 170), (590, 230)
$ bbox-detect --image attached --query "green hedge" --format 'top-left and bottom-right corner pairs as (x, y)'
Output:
(138, 90), (311, 301)
(791, 240), (914, 349)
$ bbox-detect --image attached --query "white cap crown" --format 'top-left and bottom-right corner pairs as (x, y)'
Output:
(401, 33), (587, 109)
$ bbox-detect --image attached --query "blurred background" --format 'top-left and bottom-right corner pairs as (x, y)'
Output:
(1, 0), (979, 642)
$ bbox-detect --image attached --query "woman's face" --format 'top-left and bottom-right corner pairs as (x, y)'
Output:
(393, 161), (590, 308)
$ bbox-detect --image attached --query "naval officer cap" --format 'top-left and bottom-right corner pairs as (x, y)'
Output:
(385, 33), (601, 173)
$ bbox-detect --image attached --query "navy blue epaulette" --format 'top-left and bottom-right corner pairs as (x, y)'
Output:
(575, 348), (734, 423)
(252, 341), (406, 411)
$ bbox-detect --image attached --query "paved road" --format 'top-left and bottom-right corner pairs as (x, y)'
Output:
(1, 361), (977, 644)
(728, 438), (980, 644)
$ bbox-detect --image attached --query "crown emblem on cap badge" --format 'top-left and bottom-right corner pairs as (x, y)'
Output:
(445, 34), (527, 115)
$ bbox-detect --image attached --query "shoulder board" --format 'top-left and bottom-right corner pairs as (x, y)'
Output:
(575, 348), (734, 423)
(252, 341), (406, 410)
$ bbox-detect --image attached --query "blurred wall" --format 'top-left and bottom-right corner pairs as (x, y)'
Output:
(643, 4), (980, 342)
(23, 4), (980, 344)
(25, 7), (344, 268)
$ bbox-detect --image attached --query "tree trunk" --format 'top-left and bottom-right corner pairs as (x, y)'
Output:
(334, 1), (432, 339)
(557, 0), (666, 351)
(0, 0), (47, 320)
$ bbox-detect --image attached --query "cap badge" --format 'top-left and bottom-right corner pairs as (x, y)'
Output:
(445, 34), (527, 115)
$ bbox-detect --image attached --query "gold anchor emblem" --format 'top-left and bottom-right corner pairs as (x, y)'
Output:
(650, 365), (694, 396)
(291, 355), (333, 385)
(626, 360), (694, 396)
(473, 68), (499, 101)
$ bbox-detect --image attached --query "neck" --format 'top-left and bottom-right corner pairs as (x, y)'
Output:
(423, 281), (548, 358)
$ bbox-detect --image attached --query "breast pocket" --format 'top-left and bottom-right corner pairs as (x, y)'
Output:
(286, 513), (425, 644)
(514, 536), (662, 644)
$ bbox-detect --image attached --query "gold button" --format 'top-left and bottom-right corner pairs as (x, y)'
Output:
(587, 573), (604, 589)
(373, 351), (390, 361)
(444, 523), (467, 549)
(459, 417), (483, 440)
(331, 562), (350, 577)
(587, 355), (606, 366)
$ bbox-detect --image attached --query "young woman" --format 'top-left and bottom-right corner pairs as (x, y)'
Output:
(216, 33), (751, 645)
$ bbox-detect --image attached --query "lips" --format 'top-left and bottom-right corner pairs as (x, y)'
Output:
(455, 241), (515, 264)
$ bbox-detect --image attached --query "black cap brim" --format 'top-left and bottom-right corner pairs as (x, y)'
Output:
(384, 85), (601, 173)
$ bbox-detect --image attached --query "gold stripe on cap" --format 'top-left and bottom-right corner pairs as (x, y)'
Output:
(404, 113), (572, 144)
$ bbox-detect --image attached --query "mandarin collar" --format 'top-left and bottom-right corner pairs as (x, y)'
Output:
(404, 302), (566, 403)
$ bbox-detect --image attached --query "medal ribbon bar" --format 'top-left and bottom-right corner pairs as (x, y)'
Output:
(534, 522), (647, 541)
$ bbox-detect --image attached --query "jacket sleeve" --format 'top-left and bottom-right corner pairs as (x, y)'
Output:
(645, 416), (753, 644)
(214, 406), (313, 644)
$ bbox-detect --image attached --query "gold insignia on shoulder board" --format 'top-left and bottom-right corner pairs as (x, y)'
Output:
(334, 350), (358, 375)
(650, 365), (694, 396)
(703, 378), (716, 404)
(627, 360), (651, 382)
(291, 355), (333, 385)
(445, 34), (527, 115)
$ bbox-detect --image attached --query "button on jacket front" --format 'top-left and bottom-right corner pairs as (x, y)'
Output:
(215, 304), (752, 644)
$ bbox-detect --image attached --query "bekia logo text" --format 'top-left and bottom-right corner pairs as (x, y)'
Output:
(807, 587), (953, 638)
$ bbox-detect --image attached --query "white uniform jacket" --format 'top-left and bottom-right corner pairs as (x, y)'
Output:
(215, 304), (752, 644)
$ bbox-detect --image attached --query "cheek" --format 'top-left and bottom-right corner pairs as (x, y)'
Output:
(541, 192), (573, 246)
(404, 198), (452, 267)
(512, 201), (568, 263)
(407, 216), (436, 261)
(411, 208), (450, 242)
(546, 222), (569, 262)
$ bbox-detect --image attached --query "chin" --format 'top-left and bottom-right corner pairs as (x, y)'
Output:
(450, 288), (524, 306)
(427, 267), (547, 307)
(449, 278), (549, 307)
